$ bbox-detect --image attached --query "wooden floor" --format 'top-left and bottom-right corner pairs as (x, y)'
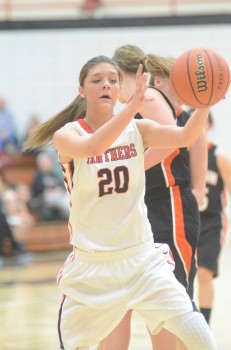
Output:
(0, 243), (231, 350)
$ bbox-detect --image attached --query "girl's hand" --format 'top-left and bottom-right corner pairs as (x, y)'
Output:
(130, 64), (154, 109)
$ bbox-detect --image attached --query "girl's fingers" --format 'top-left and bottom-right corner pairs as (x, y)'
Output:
(135, 64), (155, 103)
(136, 64), (143, 79)
(136, 64), (148, 91)
(141, 73), (148, 90)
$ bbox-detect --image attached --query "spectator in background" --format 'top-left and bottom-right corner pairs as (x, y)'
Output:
(0, 97), (19, 154)
(20, 113), (41, 153)
(0, 173), (33, 266)
(0, 203), (25, 267)
(0, 175), (35, 245)
(30, 151), (69, 221)
(196, 112), (231, 325)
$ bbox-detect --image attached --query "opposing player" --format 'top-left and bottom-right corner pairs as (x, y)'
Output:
(197, 112), (231, 325)
(24, 55), (216, 350)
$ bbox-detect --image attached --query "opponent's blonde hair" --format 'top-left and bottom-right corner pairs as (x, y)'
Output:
(112, 44), (175, 85)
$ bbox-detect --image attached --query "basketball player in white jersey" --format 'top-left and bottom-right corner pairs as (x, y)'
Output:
(24, 55), (217, 350)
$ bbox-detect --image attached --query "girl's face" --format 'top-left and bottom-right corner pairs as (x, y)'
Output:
(79, 63), (120, 110)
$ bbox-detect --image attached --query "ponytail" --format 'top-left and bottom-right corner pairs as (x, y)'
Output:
(23, 95), (86, 151)
(145, 54), (175, 81)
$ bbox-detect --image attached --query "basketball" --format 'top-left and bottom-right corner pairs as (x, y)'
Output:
(170, 48), (230, 108)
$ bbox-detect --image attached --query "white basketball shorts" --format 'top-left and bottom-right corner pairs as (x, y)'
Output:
(57, 240), (193, 349)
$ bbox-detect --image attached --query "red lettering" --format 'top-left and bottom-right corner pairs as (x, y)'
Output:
(87, 157), (95, 164)
(109, 148), (118, 161)
(104, 150), (110, 162)
(117, 146), (125, 160)
(95, 155), (103, 163)
(130, 143), (137, 157)
(123, 145), (131, 159)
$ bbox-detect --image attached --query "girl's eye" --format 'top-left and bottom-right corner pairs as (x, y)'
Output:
(91, 78), (118, 84)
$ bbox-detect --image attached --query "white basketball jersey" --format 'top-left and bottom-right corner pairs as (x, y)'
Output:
(60, 118), (153, 251)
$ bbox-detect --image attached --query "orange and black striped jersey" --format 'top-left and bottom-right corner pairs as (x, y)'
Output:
(135, 107), (191, 201)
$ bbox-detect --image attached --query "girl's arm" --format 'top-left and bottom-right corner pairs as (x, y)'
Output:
(53, 65), (150, 159)
(137, 108), (210, 150)
(189, 130), (207, 206)
(144, 147), (176, 170)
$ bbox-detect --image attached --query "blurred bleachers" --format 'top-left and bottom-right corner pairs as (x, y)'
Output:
(0, 0), (230, 21)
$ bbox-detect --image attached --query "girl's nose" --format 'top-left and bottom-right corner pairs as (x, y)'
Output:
(102, 79), (110, 88)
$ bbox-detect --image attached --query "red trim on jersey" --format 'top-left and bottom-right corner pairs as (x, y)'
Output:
(56, 249), (75, 285)
(77, 119), (93, 133)
(163, 149), (180, 186)
(172, 186), (192, 274)
(63, 162), (73, 195)
(176, 108), (184, 117)
(68, 221), (73, 243)
(207, 141), (214, 150)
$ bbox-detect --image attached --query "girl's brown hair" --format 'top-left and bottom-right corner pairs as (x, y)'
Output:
(112, 44), (176, 86)
(23, 55), (121, 151)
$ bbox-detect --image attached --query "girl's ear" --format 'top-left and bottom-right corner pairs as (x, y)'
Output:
(78, 86), (85, 98)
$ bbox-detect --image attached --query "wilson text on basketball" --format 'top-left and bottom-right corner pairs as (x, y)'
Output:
(195, 53), (208, 93)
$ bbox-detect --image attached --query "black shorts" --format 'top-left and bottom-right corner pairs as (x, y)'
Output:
(197, 213), (223, 278)
(145, 186), (200, 299)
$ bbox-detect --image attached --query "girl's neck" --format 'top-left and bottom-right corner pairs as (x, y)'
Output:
(121, 72), (136, 103)
(84, 111), (113, 132)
